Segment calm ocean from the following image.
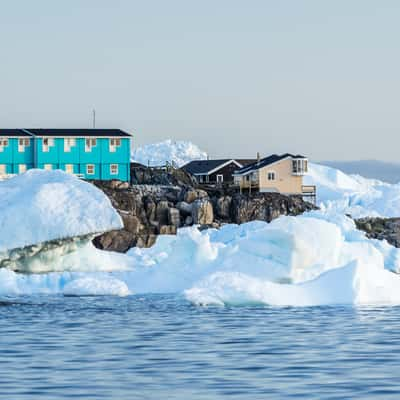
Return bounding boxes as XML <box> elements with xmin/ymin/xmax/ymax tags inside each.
<box><xmin>0</xmin><ymin>294</ymin><xmax>399</xmax><ymax>399</ymax></box>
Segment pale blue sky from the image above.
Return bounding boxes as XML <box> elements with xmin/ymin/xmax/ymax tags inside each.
<box><xmin>1</xmin><ymin>1</ymin><xmax>399</xmax><ymax>161</ymax></box>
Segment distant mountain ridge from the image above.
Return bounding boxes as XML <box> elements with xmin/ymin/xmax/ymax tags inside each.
<box><xmin>320</xmin><ymin>160</ymin><xmax>400</xmax><ymax>183</ymax></box>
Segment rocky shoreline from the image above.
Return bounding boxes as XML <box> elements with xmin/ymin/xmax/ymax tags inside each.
<box><xmin>355</xmin><ymin>217</ymin><xmax>400</xmax><ymax>248</ymax></box>
<box><xmin>92</xmin><ymin>178</ymin><xmax>316</xmax><ymax>253</ymax></box>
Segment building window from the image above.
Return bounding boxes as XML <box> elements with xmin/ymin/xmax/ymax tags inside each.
<box><xmin>44</xmin><ymin>164</ymin><xmax>52</xmax><ymax>171</ymax></box>
<box><xmin>0</xmin><ymin>139</ymin><xmax>9</xmax><ymax>152</ymax></box>
<box><xmin>64</xmin><ymin>138</ymin><xmax>76</xmax><ymax>153</ymax></box>
<box><xmin>18</xmin><ymin>138</ymin><xmax>30</xmax><ymax>153</ymax></box>
<box><xmin>86</xmin><ymin>164</ymin><xmax>95</xmax><ymax>175</ymax></box>
<box><xmin>267</xmin><ymin>171</ymin><xmax>276</xmax><ymax>181</ymax></box>
<box><xmin>216</xmin><ymin>174</ymin><xmax>224</xmax><ymax>183</ymax></box>
<box><xmin>109</xmin><ymin>138</ymin><xmax>121</xmax><ymax>153</ymax></box>
<box><xmin>65</xmin><ymin>164</ymin><xmax>74</xmax><ymax>174</ymax></box>
<box><xmin>292</xmin><ymin>159</ymin><xmax>308</xmax><ymax>174</ymax></box>
<box><xmin>110</xmin><ymin>164</ymin><xmax>118</xmax><ymax>175</ymax></box>
<box><xmin>85</xmin><ymin>138</ymin><xmax>97</xmax><ymax>152</ymax></box>
<box><xmin>0</xmin><ymin>164</ymin><xmax>6</xmax><ymax>174</ymax></box>
<box><xmin>18</xmin><ymin>164</ymin><xmax>27</xmax><ymax>173</ymax></box>
<box><xmin>198</xmin><ymin>175</ymin><xmax>204</xmax><ymax>183</ymax></box>
<box><xmin>43</xmin><ymin>138</ymin><xmax>54</xmax><ymax>152</ymax></box>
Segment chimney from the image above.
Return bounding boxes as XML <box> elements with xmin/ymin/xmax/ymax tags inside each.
<box><xmin>257</xmin><ymin>152</ymin><xmax>260</xmax><ymax>165</ymax></box>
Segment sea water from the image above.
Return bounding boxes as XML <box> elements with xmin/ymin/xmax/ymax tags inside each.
<box><xmin>0</xmin><ymin>294</ymin><xmax>400</xmax><ymax>399</ymax></box>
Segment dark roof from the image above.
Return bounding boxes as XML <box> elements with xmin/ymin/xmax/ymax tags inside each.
<box><xmin>25</xmin><ymin>129</ymin><xmax>132</xmax><ymax>137</ymax></box>
<box><xmin>0</xmin><ymin>129</ymin><xmax>32</xmax><ymax>137</ymax></box>
<box><xmin>235</xmin><ymin>159</ymin><xmax>257</xmax><ymax>166</ymax></box>
<box><xmin>182</xmin><ymin>159</ymin><xmax>243</xmax><ymax>175</ymax></box>
<box><xmin>234</xmin><ymin>153</ymin><xmax>306</xmax><ymax>175</ymax></box>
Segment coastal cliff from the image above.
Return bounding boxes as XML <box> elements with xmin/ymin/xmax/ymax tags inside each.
<box><xmin>92</xmin><ymin>175</ymin><xmax>316</xmax><ymax>252</ymax></box>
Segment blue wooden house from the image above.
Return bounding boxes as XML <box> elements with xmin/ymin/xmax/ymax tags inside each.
<box><xmin>0</xmin><ymin>129</ymin><xmax>132</xmax><ymax>181</ymax></box>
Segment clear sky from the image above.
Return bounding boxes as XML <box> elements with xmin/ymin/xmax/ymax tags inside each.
<box><xmin>1</xmin><ymin>0</ymin><xmax>399</xmax><ymax>161</ymax></box>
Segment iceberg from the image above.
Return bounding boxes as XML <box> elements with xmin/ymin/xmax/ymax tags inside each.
<box><xmin>0</xmin><ymin>170</ymin><xmax>123</xmax><ymax>271</ymax></box>
<box><xmin>306</xmin><ymin>162</ymin><xmax>400</xmax><ymax>218</ymax></box>
<box><xmin>132</xmin><ymin>139</ymin><xmax>207</xmax><ymax>167</ymax></box>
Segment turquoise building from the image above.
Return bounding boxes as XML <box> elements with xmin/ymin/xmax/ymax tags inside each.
<box><xmin>0</xmin><ymin>129</ymin><xmax>132</xmax><ymax>181</ymax></box>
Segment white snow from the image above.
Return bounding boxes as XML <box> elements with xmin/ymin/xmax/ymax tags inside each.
<box><xmin>0</xmin><ymin>169</ymin><xmax>122</xmax><ymax>252</ymax></box>
<box><xmin>132</xmin><ymin>139</ymin><xmax>207</xmax><ymax>167</ymax></box>
<box><xmin>305</xmin><ymin>162</ymin><xmax>400</xmax><ymax>218</ymax></box>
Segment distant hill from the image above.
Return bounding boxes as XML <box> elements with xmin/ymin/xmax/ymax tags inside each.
<box><xmin>320</xmin><ymin>160</ymin><xmax>400</xmax><ymax>183</ymax></box>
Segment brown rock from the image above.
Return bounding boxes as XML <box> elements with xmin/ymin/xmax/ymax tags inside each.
<box><xmin>192</xmin><ymin>199</ymin><xmax>214</xmax><ymax>225</ymax></box>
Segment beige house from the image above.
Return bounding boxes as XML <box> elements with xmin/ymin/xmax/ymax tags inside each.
<box><xmin>233</xmin><ymin>153</ymin><xmax>315</xmax><ymax>201</ymax></box>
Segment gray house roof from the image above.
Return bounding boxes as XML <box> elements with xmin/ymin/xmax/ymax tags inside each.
<box><xmin>0</xmin><ymin>129</ymin><xmax>32</xmax><ymax>137</ymax></box>
<box><xmin>25</xmin><ymin>129</ymin><xmax>131</xmax><ymax>137</ymax></box>
<box><xmin>233</xmin><ymin>153</ymin><xmax>306</xmax><ymax>176</ymax></box>
<box><xmin>183</xmin><ymin>159</ymin><xmax>255</xmax><ymax>175</ymax></box>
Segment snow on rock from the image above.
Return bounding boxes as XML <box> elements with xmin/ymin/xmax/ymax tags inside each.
<box><xmin>305</xmin><ymin>162</ymin><xmax>400</xmax><ymax>218</ymax></box>
<box><xmin>0</xmin><ymin>169</ymin><xmax>122</xmax><ymax>252</ymax></box>
<box><xmin>132</xmin><ymin>139</ymin><xmax>207</xmax><ymax>167</ymax></box>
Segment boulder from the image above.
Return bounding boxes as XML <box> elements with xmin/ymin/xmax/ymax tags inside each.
<box><xmin>159</xmin><ymin>225</ymin><xmax>177</xmax><ymax>235</ymax></box>
<box><xmin>215</xmin><ymin>196</ymin><xmax>232</xmax><ymax>220</ymax></box>
<box><xmin>156</xmin><ymin>201</ymin><xmax>170</xmax><ymax>225</ymax></box>
<box><xmin>192</xmin><ymin>199</ymin><xmax>214</xmax><ymax>225</ymax></box>
<box><xmin>168</xmin><ymin>208</ymin><xmax>181</xmax><ymax>228</ymax></box>
<box><xmin>93</xmin><ymin>230</ymin><xmax>134</xmax><ymax>253</ymax></box>
<box><xmin>184</xmin><ymin>188</ymin><xmax>208</xmax><ymax>204</ymax></box>
<box><xmin>176</xmin><ymin>201</ymin><xmax>193</xmax><ymax>215</ymax></box>
<box><xmin>121</xmin><ymin>214</ymin><xmax>142</xmax><ymax>234</ymax></box>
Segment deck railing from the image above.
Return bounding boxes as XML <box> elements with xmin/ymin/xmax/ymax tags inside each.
<box><xmin>302</xmin><ymin>185</ymin><xmax>317</xmax><ymax>204</ymax></box>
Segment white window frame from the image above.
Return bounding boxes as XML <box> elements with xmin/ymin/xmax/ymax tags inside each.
<box><xmin>267</xmin><ymin>171</ymin><xmax>276</xmax><ymax>181</ymax></box>
<box><xmin>18</xmin><ymin>164</ymin><xmax>27</xmax><ymax>173</ymax></box>
<box><xmin>85</xmin><ymin>138</ymin><xmax>97</xmax><ymax>153</ymax></box>
<box><xmin>109</xmin><ymin>138</ymin><xmax>121</xmax><ymax>153</ymax></box>
<box><xmin>64</xmin><ymin>138</ymin><xmax>76</xmax><ymax>153</ymax></box>
<box><xmin>292</xmin><ymin>159</ymin><xmax>308</xmax><ymax>174</ymax></box>
<box><xmin>65</xmin><ymin>164</ymin><xmax>74</xmax><ymax>174</ymax></box>
<box><xmin>42</xmin><ymin>137</ymin><xmax>54</xmax><ymax>153</ymax></box>
<box><xmin>0</xmin><ymin>138</ymin><xmax>9</xmax><ymax>152</ymax></box>
<box><xmin>216</xmin><ymin>174</ymin><xmax>224</xmax><ymax>183</ymax></box>
<box><xmin>18</xmin><ymin>138</ymin><xmax>30</xmax><ymax>153</ymax></box>
<box><xmin>44</xmin><ymin>164</ymin><xmax>53</xmax><ymax>171</ymax></box>
<box><xmin>110</xmin><ymin>164</ymin><xmax>118</xmax><ymax>175</ymax></box>
<box><xmin>86</xmin><ymin>164</ymin><xmax>95</xmax><ymax>175</ymax></box>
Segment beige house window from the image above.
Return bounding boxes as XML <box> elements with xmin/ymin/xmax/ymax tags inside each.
<box><xmin>44</xmin><ymin>164</ymin><xmax>52</xmax><ymax>171</ymax></box>
<box><xmin>64</xmin><ymin>138</ymin><xmax>76</xmax><ymax>152</ymax></box>
<box><xmin>19</xmin><ymin>164</ymin><xmax>27</xmax><ymax>173</ymax></box>
<box><xmin>0</xmin><ymin>139</ymin><xmax>9</xmax><ymax>152</ymax></box>
<box><xmin>85</xmin><ymin>138</ymin><xmax>97</xmax><ymax>152</ymax></box>
<box><xmin>267</xmin><ymin>171</ymin><xmax>276</xmax><ymax>181</ymax></box>
<box><xmin>110</xmin><ymin>164</ymin><xmax>118</xmax><ymax>175</ymax></box>
<box><xmin>86</xmin><ymin>164</ymin><xmax>95</xmax><ymax>175</ymax></box>
<box><xmin>65</xmin><ymin>164</ymin><xmax>74</xmax><ymax>174</ymax></box>
<box><xmin>292</xmin><ymin>159</ymin><xmax>308</xmax><ymax>174</ymax></box>
<box><xmin>18</xmin><ymin>138</ymin><xmax>30</xmax><ymax>153</ymax></box>
<box><xmin>42</xmin><ymin>138</ymin><xmax>54</xmax><ymax>152</ymax></box>
<box><xmin>109</xmin><ymin>138</ymin><xmax>121</xmax><ymax>153</ymax></box>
